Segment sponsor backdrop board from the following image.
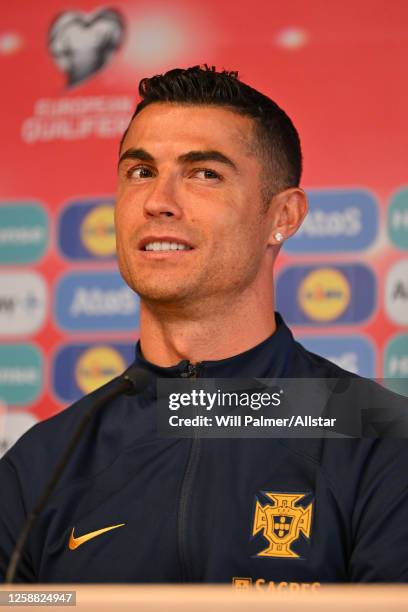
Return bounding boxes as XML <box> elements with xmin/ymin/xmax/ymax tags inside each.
<box><xmin>0</xmin><ymin>0</ymin><xmax>407</xmax><ymax>454</ymax></box>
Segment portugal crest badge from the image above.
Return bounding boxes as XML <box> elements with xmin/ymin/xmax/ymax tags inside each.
<box><xmin>252</xmin><ymin>492</ymin><xmax>313</xmax><ymax>558</ymax></box>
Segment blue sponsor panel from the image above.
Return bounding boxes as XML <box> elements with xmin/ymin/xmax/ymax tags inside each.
<box><xmin>387</xmin><ymin>188</ymin><xmax>408</xmax><ymax>250</ymax></box>
<box><xmin>0</xmin><ymin>343</ymin><xmax>43</xmax><ymax>405</ymax></box>
<box><xmin>276</xmin><ymin>264</ymin><xmax>376</xmax><ymax>325</ymax></box>
<box><xmin>383</xmin><ymin>333</ymin><xmax>408</xmax><ymax>396</ymax></box>
<box><xmin>284</xmin><ymin>189</ymin><xmax>378</xmax><ymax>253</ymax></box>
<box><xmin>53</xmin><ymin>343</ymin><xmax>135</xmax><ymax>403</ymax></box>
<box><xmin>0</xmin><ymin>202</ymin><xmax>48</xmax><ymax>264</ymax></box>
<box><xmin>58</xmin><ymin>199</ymin><xmax>116</xmax><ymax>260</ymax></box>
<box><xmin>296</xmin><ymin>335</ymin><xmax>376</xmax><ymax>378</ymax></box>
<box><xmin>55</xmin><ymin>271</ymin><xmax>140</xmax><ymax>332</ymax></box>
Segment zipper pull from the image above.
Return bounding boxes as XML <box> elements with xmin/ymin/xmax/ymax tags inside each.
<box><xmin>180</xmin><ymin>362</ymin><xmax>198</xmax><ymax>378</ymax></box>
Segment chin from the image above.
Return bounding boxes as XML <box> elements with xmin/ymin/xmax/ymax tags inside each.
<box><xmin>132</xmin><ymin>282</ymin><xmax>194</xmax><ymax>304</ymax></box>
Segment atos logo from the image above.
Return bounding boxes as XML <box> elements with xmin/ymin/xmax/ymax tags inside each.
<box><xmin>55</xmin><ymin>271</ymin><xmax>139</xmax><ymax>332</ymax></box>
<box><xmin>58</xmin><ymin>199</ymin><xmax>116</xmax><ymax>260</ymax></box>
<box><xmin>284</xmin><ymin>189</ymin><xmax>378</xmax><ymax>253</ymax></box>
<box><xmin>277</xmin><ymin>264</ymin><xmax>376</xmax><ymax>325</ymax></box>
<box><xmin>53</xmin><ymin>343</ymin><xmax>135</xmax><ymax>402</ymax></box>
<box><xmin>297</xmin><ymin>336</ymin><xmax>376</xmax><ymax>378</ymax></box>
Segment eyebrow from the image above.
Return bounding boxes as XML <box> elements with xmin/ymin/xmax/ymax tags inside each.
<box><xmin>118</xmin><ymin>148</ymin><xmax>238</xmax><ymax>171</ymax></box>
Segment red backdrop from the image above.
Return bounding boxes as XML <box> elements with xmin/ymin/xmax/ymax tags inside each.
<box><xmin>0</xmin><ymin>0</ymin><xmax>407</xmax><ymax>452</ymax></box>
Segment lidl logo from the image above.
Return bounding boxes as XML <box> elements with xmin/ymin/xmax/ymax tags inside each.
<box><xmin>299</xmin><ymin>268</ymin><xmax>350</xmax><ymax>322</ymax></box>
<box><xmin>385</xmin><ymin>260</ymin><xmax>408</xmax><ymax>325</ymax></box>
<box><xmin>384</xmin><ymin>334</ymin><xmax>408</xmax><ymax>396</ymax></box>
<box><xmin>58</xmin><ymin>199</ymin><xmax>116</xmax><ymax>260</ymax></box>
<box><xmin>387</xmin><ymin>188</ymin><xmax>408</xmax><ymax>250</ymax></box>
<box><xmin>76</xmin><ymin>346</ymin><xmax>126</xmax><ymax>394</ymax></box>
<box><xmin>277</xmin><ymin>264</ymin><xmax>376</xmax><ymax>325</ymax></box>
<box><xmin>0</xmin><ymin>272</ymin><xmax>47</xmax><ymax>335</ymax></box>
<box><xmin>0</xmin><ymin>344</ymin><xmax>43</xmax><ymax>405</ymax></box>
<box><xmin>81</xmin><ymin>204</ymin><xmax>116</xmax><ymax>256</ymax></box>
<box><xmin>53</xmin><ymin>343</ymin><xmax>135</xmax><ymax>402</ymax></box>
<box><xmin>0</xmin><ymin>203</ymin><xmax>48</xmax><ymax>264</ymax></box>
<box><xmin>0</xmin><ymin>410</ymin><xmax>38</xmax><ymax>459</ymax></box>
<box><xmin>297</xmin><ymin>336</ymin><xmax>375</xmax><ymax>378</ymax></box>
<box><xmin>54</xmin><ymin>271</ymin><xmax>139</xmax><ymax>332</ymax></box>
<box><xmin>284</xmin><ymin>189</ymin><xmax>378</xmax><ymax>253</ymax></box>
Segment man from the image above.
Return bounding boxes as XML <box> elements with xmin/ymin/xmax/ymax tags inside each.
<box><xmin>1</xmin><ymin>66</ymin><xmax>408</xmax><ymax>584</ymax></box>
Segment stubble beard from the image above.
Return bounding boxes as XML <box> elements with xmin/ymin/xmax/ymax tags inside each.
<box><xmin>118</xmin><ymin>227</ymin><xmax>267</xmax><ymax>316</ymax></box>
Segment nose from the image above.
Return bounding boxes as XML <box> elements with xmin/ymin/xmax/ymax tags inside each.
<box><xmin>143</xmin><ymin>173</ymin><xmax>183</xmax><ymax>220</ymax></box>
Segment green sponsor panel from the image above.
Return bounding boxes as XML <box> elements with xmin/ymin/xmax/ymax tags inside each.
<box><xmin>384</xmin><ymin>334</ymin><xmax>408</xmax><ymax>397</ymax></box>
<box><xmin>0</xmin><ymin>203</ymin><xmax>48</xmax><ymax>263</ymax></box>
<box><xmin>388</xmin><ymin>189</ymin><xmax>408</xmax><ymax>250</ymax></box>
<box><xmin>0</xmin><ymin>344</ymin><xmax>43</xmax><ymax>405</ymax></box>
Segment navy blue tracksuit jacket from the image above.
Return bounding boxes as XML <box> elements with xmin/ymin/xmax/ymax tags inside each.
<box><xmin>1</xmin><ymin>313</ymin><xmax>408</xmax><ymax>584</ymax></box>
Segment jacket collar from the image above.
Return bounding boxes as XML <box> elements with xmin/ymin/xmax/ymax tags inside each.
<box><xmin>134</xmin><ymin>312</ymin><xmax>296</xmax><ymax>378</ymax></box>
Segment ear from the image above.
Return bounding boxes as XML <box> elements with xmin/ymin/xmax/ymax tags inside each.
<box><xmin>266</xmin><ymin>187</ymin><xmax>308</xmax><ymax>246</ymax></box>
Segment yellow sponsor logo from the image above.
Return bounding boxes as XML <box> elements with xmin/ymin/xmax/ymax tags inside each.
<box><xmin>75</xmin><ymin>346</ymin><xmax>126</xmax><ymax>394</ymax></box>
<box><xmin>253</xmin><ymin>492</ymin><xmax>312</xmax><ymax>558</ymax></box>
<box><xmin>232</xmin><ymin>577</ymin><xmax>320</xmax><ymax>590</ymax></box>
<box><xmin>69</xmin><ymin>524</ymin><xmax>125</xmax><ymax>550</ymax></box>
<box><xmin>298</xmin><ymin>268</ymin><xmax>350</xmax><ymax>322</ymax></box>
<box><xmin>80</xmin><ymin>204</ymin><xmax>115</xmax><ymax>256</ymax></box>
<box><xmin>232</xmin><ymin>577</ymin><xmax>252</xmax><ymax>589</ymax></box>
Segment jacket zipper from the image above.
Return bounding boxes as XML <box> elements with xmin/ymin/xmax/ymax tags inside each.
<box><xmin>180</xmin><ymin>363</ymin><xmax>198</xmax><ymax>378</ymax></box>
<box><xmin>177</xmin><ymin>361</ymin><xmax>201</xmax><ymax>582</ymax></box>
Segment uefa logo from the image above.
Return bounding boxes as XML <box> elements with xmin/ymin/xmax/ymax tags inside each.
<box><xmin>48</xmin><ymin>8</ymin><xmax>125</xmax><ymax>87</ymax></box>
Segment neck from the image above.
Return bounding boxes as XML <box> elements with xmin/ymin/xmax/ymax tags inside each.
<box><xmin>138</xmin><ymin>283</ymin><xmax>276</xmax><ymax>367</ymax></box>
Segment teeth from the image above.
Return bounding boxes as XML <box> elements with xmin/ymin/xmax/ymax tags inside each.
<box><xmin>144</xmin><ymin>241</ymin><xmax>192</xmax><ymax>251</ymax></box>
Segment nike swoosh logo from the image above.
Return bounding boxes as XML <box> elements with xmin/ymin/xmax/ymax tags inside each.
<box><xmin>68</xmin><ymin>523</ymin><xmax>125</xmax><ymax>550</ymax></box>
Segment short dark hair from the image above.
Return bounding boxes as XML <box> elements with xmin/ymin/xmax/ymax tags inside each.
<box><xmin>121</xmin><ymin>65</ymin><xmax>302</xmax><ymax>201</ymax></box>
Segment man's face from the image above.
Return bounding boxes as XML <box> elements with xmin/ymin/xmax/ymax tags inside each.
<box><xmin>115</xmin><ymin>103</ymin><xmax>275</xmax><ymax>307</ymax></box>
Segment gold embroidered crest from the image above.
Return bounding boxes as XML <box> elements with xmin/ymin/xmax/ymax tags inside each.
<box><xmin>252</xmin><ymin>492</ymin><xmax>312</xmax><ymax>558</ymax></box>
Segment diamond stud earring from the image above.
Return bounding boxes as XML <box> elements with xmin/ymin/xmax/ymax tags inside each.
<box><xmin>275</xmin><ymin>232</ymin><xmax>284</xmax><ymax>242</ymax></box>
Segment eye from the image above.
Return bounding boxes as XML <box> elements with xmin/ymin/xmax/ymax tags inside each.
<box><xmin>193</xmin><ymin>168</ymin><xmax>222</xmax><ymax>181</ymax></box>
<box><xmin>126</xmin><ymin>166</ymin><xmax>155</xmax><ymax>179</ymax></box>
